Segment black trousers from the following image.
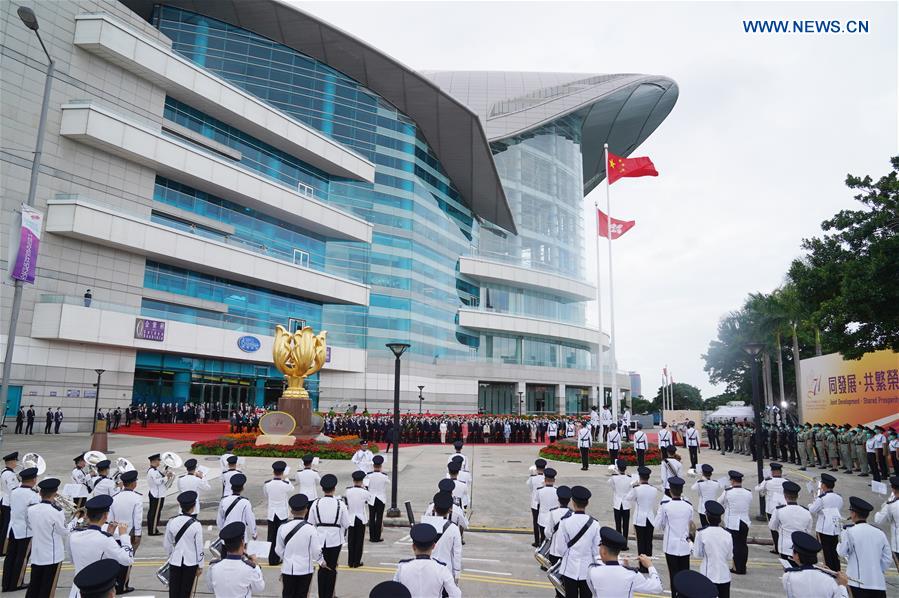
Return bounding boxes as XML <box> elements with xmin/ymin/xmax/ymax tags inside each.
<box><xmin>0</xmin><ymin>506</ymin><xmax>10</xmax><ymax>556</ymax></box>
<box><xmin>116</xmin><ymin>564</ymin><xmax>132</xmax><ymax>593</ymax></box>
<box><xmin>819</xmin><ymin>532</ymin><xmax>840</xmax><ymax>572</ymax></box>
<box><xmin>318</xmin><ymin>545</ymin><xmax>340</xmax><ymax>598</ymax></box>
<box><xmin>268</xmin><ymin>515</ymin><xmax>285</xmax><ymax>566</ymax></box>
<box><xmin>848</xmin><ymin>588</ymin><xmax>886</xmax><ymax>598</ymax></box>
<box><xmin>579</xmin><ymin>447</ymin><xmax>589</xmax><ymax>469</ymax></box>
<box><xmin>636</xmin><ymin>449</ymin><xmax>645</xmax><ymax>468</ymax></box>
<box><xmin>148</xmin><ymin>495</ymin><xmax>164</xmax><ymax>534</ymax></box>
<box><xmin>24</xmin><ymin>562</ymin><xmax>60</xmax><ymax>598</ymax></box>
<box><xmin>688</xmin><ymin>446</ymin><xmax>699</xmax><ymax>469</ymax></box>
<box><xmin>878</xmin><ymin>451</ymin><xmax>889</xmax><ymax>480</ymax></box>
<box><xmin>369</xmin><ymin>499</ymin><xmax>385</xmax><ymax>541</ymax></box>
<box><xmin>14</xmin><ymin>421</ymin><xmax>22</xmax><ymax>434</ymax></box>
<box><xmin>665</xmin><ymin>553</ymin><xmax>690</xmax><ymax>598</ymax></box>
<box><xmin>868</xmin><ymin>453</ymin><xmax>881</xmax><ymax>482</ymax></box>
<box><xmin>2</xmin><ymin>535</ymin><xmax>31</xmax><ymax>591</ymax></box>
<box><xmin>716</xmin><ymin>582</ymin><xmax>731</xmax><ymax>598</ymax></box>
<box><xmin>347</xmin><ymin>518</ymin><xmax>365</xmax><ymax>566</ymax></box>
<box><xmin>282</xmin><ymin>573</ymin><xmax>313</xmax><ymax>598</ymax></box>
<box><xmin>634</xmin><ymin>523</ymin><xmax>654</xmax><ymax>562</ymax></box>
<box><xmin>44</xmin><ymin>421</ymin><xmax>51</xmax><ymax>434</ymax></box>
<box><xmin>608</xmin><ymin>449</ymin><xmax>619</xmax><ymax>463</ymax></box>
<box><xmin>54</xmin><ymin>422</ymin><xmax>60</xmax><ymax>434</ymax></box>
<box><xmin>25</xmin><ymin>421</ymin><xmax>34</xmax><ymax>434</ymax></box>
<box><xmin>167</xmin><ymin>563</ymin><xmax>198</xmax><ymax>598</ymax></box>
<box><xmin>613</xmin><ymin>508</ymin><xmax>630</xmax><ymax>540</ymax></box>
<box><xmin>531</xmin><ymin>508</ymin><xmax>544</xmax><ymax>545</ymax></box>
<box><xmin>729</xmin><ymin>522</ymin><xmax>749</xmax><ymax>574</ymax></box>
<box><xmin>699</xmin><ymin>513</ymin><xmax>708</xmax><ymax>528</ymax></box>
<box><xmin>561</xmin><ymin>575</ymin><xmax>590</xmax><ymax>598</ymax></box>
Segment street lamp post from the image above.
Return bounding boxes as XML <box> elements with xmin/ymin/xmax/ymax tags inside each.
<box><xmin>518</xmin><ymin>391</ymin><xmax>524</xmax><ymax>416</ymax></box>
<box><xmin>385</xmin><ymin>342</ymin><xmax>410</xmax><ymax>518</ymax></box>
<box><xmin>90</xmin><ymin>369</ymin><xmax>106</xmax><ymax>452</ymax></box>
<box><xmin>0</xmin><ymin>7</ymin><xmax>55</xmax><ymax>450</ymax></box>
<box><xmin>417</xmin><ymin>385</ymin><xmax>424</xmax><ymax>415</ymax></box>
<box><xmin>744</xmin><ymin>342</ymin><xmax>767</xmax><ymax>519</ymax></box>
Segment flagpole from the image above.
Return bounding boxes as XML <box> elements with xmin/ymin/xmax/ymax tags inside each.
<box><xmin>595</xmin><ymin>202</ymin><xmax>605</xmax><ymax>417</ymax></box>
<box><xmin>604</xmin><ymin>143</ymin><xmax>619</xmax><ymax>428</ymax></box>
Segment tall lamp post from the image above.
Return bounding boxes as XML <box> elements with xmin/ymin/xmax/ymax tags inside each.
<box><xmin>0</xmin><ymin>7</ymin><xmax>55</xmax><ymax>449</ymax></box>
<box><xmin>744</xmin><ymin>342</ymin><xmax>767</xmax><ymax>519</ymax></box>
<box><xmin>90</xmin><ymin>369</ymin><xmax>106</xmax><ymax>452</ymax></box>
<box><xmin>418</xmin><ymin>385</ymin><xmax>425</xmax><ymax>415</ymax></box>
<box><xmin>385</xmin><ymin>342</ymin><xmax>410</xmax><ymax>518</ymax></box>
<box><xmin>518</xmin><ymin>391</ymin><xmax>524</xmax><ymax>416</ymax></box>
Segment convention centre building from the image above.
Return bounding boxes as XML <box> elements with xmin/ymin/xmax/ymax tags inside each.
<box><xmin>1</xmin><ymin>0</ymin><xmax>677</xmax><ymax>429</ymax></box>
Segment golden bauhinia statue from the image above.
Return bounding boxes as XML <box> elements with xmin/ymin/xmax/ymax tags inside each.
<box><xmin>273</xmin><ymin>324</ymin><xmax>327</xmax><ymax>399</ymax></box>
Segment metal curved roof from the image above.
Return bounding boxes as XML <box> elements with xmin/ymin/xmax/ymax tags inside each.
<box><xmin>119</xmin><ymin>0</ymin><xmax>517</xmax><ymax>233</ymax></box>
<box><xmin>423</xmin><ymin>71</ymin><xmax>679</xmax><ymax>195</ymax></box>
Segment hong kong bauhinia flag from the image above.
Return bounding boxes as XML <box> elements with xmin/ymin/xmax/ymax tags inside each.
<box><xmin>607</xmin><ymin>150</ymin><xmax>658</xmax><ymax>184</ymax></box>
<box><xmin>597</xmin><ymin>209</ymin><xmax>635</xmax><ymax>240</ymax></box>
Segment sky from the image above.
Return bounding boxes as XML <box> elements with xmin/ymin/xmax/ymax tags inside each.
<box><xmin>294</xmin><ymin>0</ymin><xmax>897</xmax><ymax>399</ymax></box>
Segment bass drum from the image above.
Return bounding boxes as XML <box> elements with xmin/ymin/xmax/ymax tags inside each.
<box><xmin>547</xmin><ymin>560</ymin><xmax>565</xmax><ymax>594</ymax></box>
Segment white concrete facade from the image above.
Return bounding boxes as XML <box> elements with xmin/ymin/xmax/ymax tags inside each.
<box><xmin>459</xmin><ymin>256</ymin><xmax>596</xmax><ymax>302</ymax></box>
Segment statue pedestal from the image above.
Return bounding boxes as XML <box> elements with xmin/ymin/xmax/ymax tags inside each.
<box><xmin>278</xmin><ymin>396</ymin><xmax>321</xmax><ymax>438</ymax></box>
<box><xmin>255</xmin><ymin>435</ymin><xmax>296</xmax><ymax>446</ymax></box>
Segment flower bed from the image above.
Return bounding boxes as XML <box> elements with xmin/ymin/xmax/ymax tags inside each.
<box><xmin>539</xmin><ymin>439</ymin><xmax>662</xmax><ymax>466</ymax></box>
<box><xmin>190</xmin><ymin>435</ymin><xmax>376</xmax><ymax>460</ymax></box>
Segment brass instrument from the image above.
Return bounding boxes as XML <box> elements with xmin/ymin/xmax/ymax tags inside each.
<box><xmin>21</xmin><ymin>453</ymin><xmax>46</xmax><ymax>476</ymax></box>
<box><xmin>84</xmin><ymin>451</ymin><xmax>107</xmax><ymax>477</ymax></box>
<box><xmin>113</xmin><ymin>458</ymin><xmax>135</xmax><ymax>487</ymax></box>
<box><xmin>161</xmin><ymin>452</ymin><xmax>183</xmax><ymax>488</ymax></box>
<box><xmin>534</xmin><ymin>538</ymin><xmax>552</xmax><ymax>568</ymax></box>
<box><xmin>546</xmin><ymin>560</ymin><xmax>565</xmax><ymax>594</ymax></box>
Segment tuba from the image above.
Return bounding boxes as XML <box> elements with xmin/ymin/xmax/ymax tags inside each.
<box><xmin>161</xmin><ymin>452</ymin><xmax>182</xmax><ymax>488</ymax></box>
<box><xmin>84</xmin><ymin>451</ymin><xmax>107</xmax><ymax>477</ymax></box>
<box><xmin>113</xmin><ymin>458</ymin><xmax>135</xmax><ymax>487</ymax></box>
<box><xmin>20</xmin><ymin>453</ymin><xmax>46</xmax><ymax>478</ymax></box>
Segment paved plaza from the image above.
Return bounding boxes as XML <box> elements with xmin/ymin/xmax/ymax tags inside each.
<box><xmin>2</xmin><ymin>430</ymin><xmax>898</xmax><ymax>597</ymax></box>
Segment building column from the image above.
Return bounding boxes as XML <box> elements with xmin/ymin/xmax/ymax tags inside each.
<box><xmin>555</xmin><ymin>384</ymin><xmax>565</xmax><ymax>416</ymax></box>
<box><xmin>254</xmin><ymin>378</ymin><xmax>266</xmax><ymax>408</ymax></box>
<box><xmin>173</xmin><ymin>371</ymin><xmax>190</xmax><ymax>406</ymax></box>
<box><xmin>589</xmin><ymin>384</ymin><xmax>598</xmax><ymax>410</ymax></box>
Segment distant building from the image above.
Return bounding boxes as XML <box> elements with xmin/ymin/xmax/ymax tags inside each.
<box><xmin>629</xmin><ymin>372</ymin><xmax>643</xmax><ymax>398</ymax></box>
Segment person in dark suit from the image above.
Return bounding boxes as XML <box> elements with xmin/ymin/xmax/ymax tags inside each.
<box><xmin>25</xmin><ymin>406</ymin><xmax>35</xmax><ymax>435</ymax></box>
<box><xmin>14</xmin><ymin>409</ymin><xmax>24</xmax><ymax>434</ymax></box>
<box><xmin>54</xmin><ymin>408</ymin><xmax>63</xmax><ymax>434</ymax></box>
<box><xmin>44</xmin><ymin>408</ymin><xmax>53</xmax><ymax>434</ymax></box>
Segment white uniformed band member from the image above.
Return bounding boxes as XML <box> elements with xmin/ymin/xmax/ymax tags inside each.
<box><xmin>351</xmin><ymin>441</ymin><xmax>374</xmax><ymax>474</ymax></box>
<box><xmin>206</xmin><ymin>521</ymin><xmax>265</xmax><ymax>598</ymax></box>
<box><xmin>685</xmin><ymin>421</ymin><xmax>700</xmax><ymax>470</ymax></box>
<box><xmin>577</xmin><ymin>422</ymin><xmax>592</xmax><ymax>471</ymax></box>
<box><xmin>426</xmin><ymin>480</ymin><xmax>469</xmax><ymax>533</ymax></box>
<box><xmin>633</xmin><ymin>423</ymin><xmax>649</xmax><ymax>468</ymax></box>
<box><xmin>544</xmin><ymin>485</ymin><xmax>572</xmax><ymax>596</ymax></box>
<box><xmin>624</xmin><ymin>466</ymin><xmax>660</xmax><ymax>573</ymax></box>
<box><xmin>217</xmin><ymin>474</ymin><xmax>256</xmax><ymax>544</ymax></box>
<box><xmin>872</xmin><ymin>476</ymin><xmax>899</xmax><ymax>571</ymax></box>
<box><xmin>0</xmin><ymin>452</ymin><xmax>21</xmax><ymax>557</ymax></box>
<box><xmin>557</xmin><ymin>485</ymin><xmax>601</xmax><ymax>597</ymax></box>
<box><xmin>608</xmin><ymin>460</ymin><xmax>633</xmax><ymax>541</ymax></box>
<box><xmin>692</xmin><ymin>500</ymin><xmax>732</xmax><ymax>598</ymax></box>
<box><xmin>718</xmin><ymin>470</ymin><xmax>752</xmax><ymax>575</ymax></box>
<box><xmin>309</xmin><ymin>474</ymin><xmax>351</xmax><ymax>598</ymax></box>
<box><xmin>89</xmin><ymin>461</ymin><xmax>117</xmax><ymax>498</ymax></box>
<box><xmin>110</xmin><ymin>469</ymin><xmax>142</xmax><ymax>594</ymax></box>
<box><xmin>176</xmin><ymin>459</ymin><xmax>210</xmax><ymax>515</ymax></box>
<box><xmin>691</xmin><ymin>464</ymin><xmax>721</xmax><ymax>528</ymax></box>
<box><xmin>420</xmin><ymin>492</ymin><xmax>462</xmax><ymax>583</ymax></box>
<box><xmin>70</xmin><ymin>455</ymin><xmax>90</xmax><ymax>508</ymax></box>
<box><xmin>68</xmin><ymin>494</ymin><xmax>133</xmax><ymax>598</ymax></box>
<box><xmin>165</xmin><ymin>491</ymin><xmax>204</xmax><ymax>598</ymax></box>
<box><xmin>393</xmin><ymin>523</ymin><xmax>461</xmax><ymax>597</ymax></box>
<box><xmin>655</xmin><ymin>476</ymin><xmax>694</xmax><ymax>598</ymax></box>
<box><xmin>808</xmin><ymin>473</ymin><xmax>843</xmax><ymax>572</ymax></box>
<box><xmin>535</xmin><ymin>468</ymin><xmax>560</xmax><ymax>536</ymax></box>
<box><xmin>263</xmin><ymin>461</ymin><xmax>294</xmax><ymax>566</ymax></box>
<box><xmin>344</xmin><ymin>470</ymin><xmax>371</xmax><ymax>568</ymax></box>
<box><xmin>527</xmin><ymin>459</ymin><xmax>547</xmax><ymax>547</ymax></box>
<box><xmin>658</xmin><ymin>422</ymin><xmax>673</xmax><ymax>457</ymax></box>
<box><xmin>586</xmin><ymin>526</ymin><xmax>662</xmax><ymax>598</ymax></box>
<box><xmin>446</xmin><ymin>462</ymin><xmax>469</xmax><ymax>510</ymax></box>
<box><xmin>606</xmin><ymin>424</ymin><xmax>622</xmax><ymax>463</ymax></box>
<box><xmin>26</xmin><ymin>477</ymin><xmax>70</xmax><ymax>598</ymax></box>
<box><xmin>447</xmin><ymin>441</ymin><xmax>467</xmax><ymax>471</ymax></box>
<box><xmin>769</xmin><ymin>481</ymin><xmax>813</xmax><ymax>559</ymax></box>
<box><xmin>221</xmin><ymin>456</ymin><xmax>241</xmax><ymax>498</ymax></box>
<box><xmin>364</xmin><ymin>455</ymin><xmax>389</xmax><ymax>542</ymax></box>
<box><xmin>782</xmin><ymin>531</ymin><xmax>849</xmax><ymax>598</ymax></box>
<box><xmin>73</xmin><ymin>559</ymin><xmax>127</xmax><ymax>598</ymax></box>
<box><xmin>755</xmin><ymin>462</ymin><xmax>788</xmax><ymax>547</ymax></box>
<box><xmin>1</xmin><ymin>466</ymin><xmax>39</xmax><ymax>592</ymax></box>
<box><xmin>275</xmin><ymin>494</ymin><xmax>324</xmax><ymax>598</ymax></box>
<box><xmin>146</xmin><ymin>454</ymin><xmax>166</xmax><ymax>536</ymax></box>
<box><xmin>837</xmin><ymin>496</ymin><xmax>892</xmax><ymax>597</ymax></box>
<box><xmin>660</xmin><ymin>448</ymin><xmax>683</xmax><ymax>496</ymax></box>
<box><xmin>295</xmin><ymin>455</ymin><xmax>320</xmax><ymax>501</ymax></box>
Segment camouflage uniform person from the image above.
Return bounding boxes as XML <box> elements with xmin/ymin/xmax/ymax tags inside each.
<box><xmin>813</xmin><ymin>424</ymin><xmax>828</xmax><ymax>467</ymax></box>
<box><xmin>824</xmin><ymin>425</ymin><xmax>838</xmax><ymax>471</ymax></box>
<box><xmin>736</xmin><ymin>424</ymin><xmax>744</xmax><ymax>454</ymax></box>
<box><xmin>854</xmin><ymin>424</ymin><xmax>869</xmax><ymax>476</ymax></box>
<box><xmin>838</xmin><ymin>425</ymin><xmax>854</xmax><ymax>474</ymax></box>
<box><xmin>796</xmin><ymin>425</ymin><xmax>808</xmax><ymax>470</ymax></box>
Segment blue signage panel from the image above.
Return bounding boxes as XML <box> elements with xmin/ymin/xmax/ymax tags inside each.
<box><xmin>135</xmin><ymin>318</ymin><xmax>166</xmax><ymax>341</ymax></box>
<box><xmin>237</xmin><ymin>336</ymin><xmax>261</xmax><ymax>353</ymax></box>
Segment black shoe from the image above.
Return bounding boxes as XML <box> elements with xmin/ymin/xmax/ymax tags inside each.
<box><xmin>118</xmin><ymin>587</ymin><xmax>135</xmax><ymax>595</ymax></box>
<box><xmin>799</xmin><ymin>467</ymin><xmax>806</xmax><ymax>471</ymax></box>
<box><xmin>858</xmin><ymin>473</ymin><xmax>869</xmax><ymax>477</ymax></box>
<box><xmin>531</xmin><ymin>542</ymin><xmax>539</xmax><ymax>547</ymax></box>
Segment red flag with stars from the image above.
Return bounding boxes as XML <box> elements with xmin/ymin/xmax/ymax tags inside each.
<box><xmin>607</xmin><ymin>150</ymin><xmax>658</xmax><ymax>184</ymax></box>
<box><xmin>597</xmin><ymin>209</ymin><xmax>635</xmax><ymax>240</ymax></box>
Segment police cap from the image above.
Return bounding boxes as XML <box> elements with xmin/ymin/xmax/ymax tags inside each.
<box><xmin>85</xmin><ymin>495</ymin><xmax>113</xmax><ymax>511</ymax></box>
<box><xmin>177</xmin><ymin>491</ymin><xmax>197</xmax><ymax>507</ymax></box>
<box><xmin>673</xmin><ymin>570</ymin><xmax>717</xmax><ymax>598</ymax></box>
<box><xmin>410</xmin><ymin>522</ymin><xmax>438</xmax><ymax>547</ymax></box>
<box><xmin>556</xmin><ymin>485</ymin><xmax>572</xmax><ymax>500</ymax></box>
<box><xmin>119</xmin><ymin>470</ymin><xmax>138</xmax><ymax>484</ymax></box>
<box><xmin>571</xmin><ymin>486</ymin><xmax>591</xmax><ymax>502</ymax></box>
<box><xmin>599</xmin><ymin>526</ymin><xmax>627</xmax><ymax>550</ymax></box>
<box><xmin>38</xmin><ymin>478</ymin><xmax>60</xmax><ymax>492</ymax></box>
<box><xmin>289</xmin><ymin>494</ymin><xmax>310</xmax><ymax>511</ymax></box>
<box><xmin>351</xmin><ymin>470</ymin><xmax>366</xmax><ymax>482</ymax></box>
<box><xmin>320</xmin><ymin>474</ymin><xmax>338</xmax><ymax>490</ymax></box>
<box><xmin>704</xmin><ymin>501</ymin><xmax>724</xmax><ymax>517</ymax></box>
<box><xmin>229</xmin><ymin>473</ymin><xmax>247</xmax><ymax>488</ymax></box>
<box><xmin>219</xmin><ymin>521</ymin><xmax>245</xmax><ymax>541</ymax></box>
<box><xmin>74</xmin><ymin>559</ymin><xmax>120</xmax><ymax>598</ymax></box>
<box><xmin>369</xmin><ymin>581</ymin><xmax>411</xmax><ymax>598</ymax></box>
<box><xmin>848</xmin><ymin>496</ymin><xmax>873</xmax><ymax>515</ymax></box>
<box><xmin>791</xmin><ymin>531</ymin><xmax>820</xmax><ymax>554</ymax></box>
<box><xmin>543</xmin><ymin>468</ymin><xmax>557</xmax><ymax>479</ymax></box>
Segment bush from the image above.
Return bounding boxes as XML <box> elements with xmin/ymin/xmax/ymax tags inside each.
<box><xmin>190</xmin><ymin>435</ymin><xmax>377</xmax><ymax>460</ymax></box>
<box><xmin>539</xmin><ymin>440</ymin><xmax>662</xmax><ymax>465</ymax></box>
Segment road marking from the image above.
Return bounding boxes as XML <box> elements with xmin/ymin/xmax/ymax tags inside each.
<box><xmin>464</xmin><ymin>568</ymin><xmax>511</xmax><ymax>576</ymax></box>
<box><xmin>462</xmin><ymin>557</ymin><xmax>501</xmax><ymax>562</ymax></box>
<box><xmin>394</xmin><ymin>534</ymin><xmax>412</xmax><ymax>544</ymax></box>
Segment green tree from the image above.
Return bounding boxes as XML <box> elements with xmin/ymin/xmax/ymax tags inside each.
<box><xmin>703</xmin><ymin>392</ymin><xmax>742</xmax><ymax>410</ymax></box>
<box><xmin>630</xmin><ymin>395</ymin><xmax>654</xmax><ymax>415</ymax></box>
<box><xmin>651</xmin><ymin>382</ymin><xmax>702</xmax><ymax>411</ymax></box>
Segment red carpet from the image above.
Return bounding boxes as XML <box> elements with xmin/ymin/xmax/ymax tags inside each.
<box><xmin>111</xmin><ymin>422</ymin><xmax>231</xmax><ymax>442</ymax></box>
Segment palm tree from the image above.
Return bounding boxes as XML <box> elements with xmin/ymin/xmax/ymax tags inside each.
<box><xmin>778</xmin><ymin>284</ymin><xmax>806</xmax><ymax>418</ymax></box>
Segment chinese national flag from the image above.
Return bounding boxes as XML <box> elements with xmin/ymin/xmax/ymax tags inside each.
<box><xmin>607</xmin><ymin>150</ymin><xmax>658</xmax><ymax>184</ymax></box>
<box><xmin>597</xmin><ymin>209</ymin><xmax>635</xmax><ymax>239</ymax></box>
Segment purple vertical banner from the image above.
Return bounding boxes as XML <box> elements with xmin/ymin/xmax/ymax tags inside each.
<box><xmin>9</xmin><ymin>204</ymin><xmax>44</xmax><ymax>284</ymax></box>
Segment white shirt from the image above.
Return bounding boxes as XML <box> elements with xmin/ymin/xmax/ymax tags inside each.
<box><xmin>601</xmin><ymin>409</ymin><xmax>613</xmax><ymax>425</ymax></box>
<box><xmin>625</xmin><ymin>484</ymin><xmax>660</xmax><ymax>527</ymax></box>
<box><xmin>873</xmin><ymin>496</ymin><xmax>899</xmax><ymax>552</ymax></box>
<box><xmin>755</xmin><ymin>476</ymin><xmax>787</xmax><ymax>514</ymax></box>
<box><xmin>206</xmin><ymin>555</ymin><xmax>265</xmax><ymax>597</ymax></box>
<box><xmin>660</xmin><ymin>458</ymin><xmax>683</xmax><ymax>490</ymax></box>
<box><xmin>769</xmin><ymin>503</ymin><xmax>813</xmax><ymax>555</ymax></box>
<box><xmin>221</xmin><ymin>469</ymin><xmax>241</xmax><ymax>497</ymax></box>
<box><xmin>607</xmin><ymin>430</ymin><xmax>621</xmax><ymax>450</ymax></box>
<box><xmin>693</xmin><ymin>525</ymin><xmax>732</xmax><ymax>583</ymax></box>
<box><xmin>0</xmin><ymin>468</ymin><xmax>20</xmax><ymax>506</ymax></box>
<box><xmin>718</xmin><ymin>487</ymin><xmax>752</xmax><ymax>530</ymax></box>
<box><xmin>164</xmin><ymin>514</ymin><xmax>204</xmax><ymax>567</ymax></box>
<box><xmin>364</xmin><ymin>471</ymin><xmax>389</xmax><ymax>504</ymax></box>
<box><xmin>345</xmin><ymin>486</ymin><xmax>371</xmax><ymax>524</ymax></box>
<box><xmin>309</xmin><ymin>495</ymin><xmax>351</xmax><ymax>548</ymax></box>
<box><xmin>275</xmin><ymin>519</ymin><xmax>323</xmax><ymax>575</ymax></box>
<box><xmin>68</xmin><ymin>526</ymin><xmax>133</xmax><ymax>598</ymax></box>
<box><xmin>421</xmin><ymin>515</ymin><xmax>462</xmax><ymax>578</ymax></box>
<box><xmin>147</xmin><ymin>467</ymin><xmax>166</xmax><ymax>499</ymax></box>
<box><xmin>655</xmin><ymin>498</ymin><xmax>694</xmax><ymax>556</ymax></box>
<box><xmin>873</xmin><ymin>433</ymin><xmax>886</xmax><ymax>449</ymax></box>
<box><xmin>558</xmin><ymin>513</ymin><xmax>601</xmax><ymax>580</ymax></box>
<box><xmin>837</xmin><ymin>521</ymin><xmax>892</xmax><ymax>591</ymax></box>
<box><xmin>808</xmin><ymin>491</ymin><xmax>844</xmax><ymax>536</ymax></box>
<box><xmin>622</xmin><ymin>411</ymin><xmax>632</xmax><ymax>426</ymax></box>
<box><xmin>608</xmin><ymin>473</ymin><xmax>634</xmax><ymax>510</ymax></box>
<box><xmin>448</xmin><ymin>477</ymin><xmax>469</xmax><ymax>509</ymax></box>
<box><xmin>177</xmin><ymin>473</ymin><xmax>211</xmax><ymax>513</ymax></box>
<box><xmin>685</xmin><ymin>428</ymin><xmax>699</xmax><ymax>447</ymax></box>
<box><xmin>658</xmin><ymin>429</ymin><xmax>672</xmax><ymax>448</ymax></box>
<box><xmin>586</xmin><ymin>562</ymin><xmax>663</xmax><ymax>597</ymax></box>
<box><xmin>691</xmin><ymin>478</ymin><xmax>721</xmax><ymax>514</ymax></box>
<box><xmin>263</xmin><ymin>477</ymin><xmax>294</xmax><ymax>521</ymax></box>
<box><xmin>295</xmin><ymin>469</ymin><xmax>321</xmax><ymax>501</ymax></box>
<box><xmin>782</xmin><ymin>565</ymin><xmax>848</xmax><ymax>598</ymax></box>
<box><xmin>217</xmin><ymin>495</ymin><xmax>256</xmax><ymax>543</ymax></box>
<box><xmin>633</xmin><ymin>430</ymin><xmax>648</xmax><ymax>450</ymax></box>
<box><xmin>447</xmin><ymin>452</ymin><xmax>468</xmax><ymax>471</ymax></box>
<box><xmin>219</xmin><ymin>454</ymin><xmax>234</xmax><ymax>473</ymax></box>
<box><xmin>578</xmin><ymin>427</ymin><xmax>592</xmax><ymax>448</ymax></box>
<box><xmin>545</xmin><ymin>507</ymin><xmax>572</xmax><ymax>556</ymax></box>
<box><xmin>352</xmin><ymin>449</ymin><xmax>374</xmax><ymax>474</ymax></box>
<box><xmin>393</xmin><ymin>556</ymin><xmax>461</xmax><ymax>598</ymax></box>
<box><xmin>27</xmin><ymin>501</ymin><xmax>69</xmax><ymax>565</ymax></box>
<box><xmin>110</xmin><ymin>489</ymin><xmax>143</xmax><ymax>537</ymax></box>
<box><xmin>589</xmin><ymin>410</ymin><xmax>599</xmax><ymax>426</ymax></box>
<box><xmin>70</xmin><ymin>468</ymin><xmax>90</xmax><ymax>498</ymax></box>
<box><xmin>527</xmin><ymin>474</ymin><xmax>545</xmax><ymax>509</ymax></box>
<box><xmin>9</xmin><ymin>486</ymin><xmax>40</xmax><ymax>537</ymax></box>
<box><xmin>90</xmin><ymin>476</ymin><xmax>117</xmax><ymax>498</ymax></box>
<box><xmin>535</xmin><ymin>485</ymin><xmax>560</xmax><ymax>527</ymax></box>
<box><xmin>424</xmin><ymin>503</ymin><xmax>468</xmax><ymax>530</ymax></box>
<box><xmin>866</xmin><ymin>437</ymin><xmax>876</xmax><ymax>453</ymax></box>
<box><xmin>548</xmin><ymin>422</ymin><xmax>559</xmax><ymax>436</ymax></box>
